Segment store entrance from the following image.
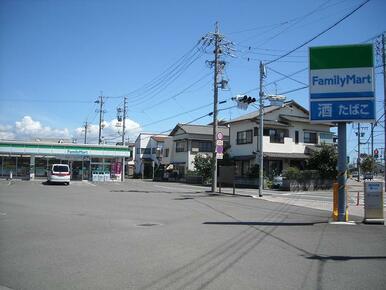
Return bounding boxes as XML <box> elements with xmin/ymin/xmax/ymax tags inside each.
<box><xmin>70</xmin><ymin>160</ymin><xmax>90</xmax><ymax>181</ymax></box>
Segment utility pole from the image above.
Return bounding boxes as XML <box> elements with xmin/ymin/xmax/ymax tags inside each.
<box><xmin>95</xmin><ymin>94</ymin><xmax>105</xmax><ymax>144</ymax></box>
<box><xmin>382</xmin><ymin>32</ymin><xmax>386</xmax><ymax>186</ymax></box>
<box><xmin>371</xmin><ymin>123</ymin><xmax>374</xmax><ymax>158</ymax></box>
<box><xmin>211</xmin><ymin>22</ymin><xmax>220</xmax><ymax>193</ymax></box>
<box><xmin>201</xmin><ymin>22</ymin><xmax>233</xmax><ymax>193</ymax></box>
<box><xmin>258</xmin><ymin>61</ymin><xmax>265</xmax><ymax>197</ymax></box>
<box><xmin>357</xmin><ymin>123</ymin><xmax>361</xmax><ymax>182</ymax></box>
<box><xmin>122</xmin><ymin>96</ymin><xmax>128</xmax><ymax>145</ymax></box>
<box><xmin>83</xmin><ymin>121</ymin><xmax>88</xmax><ymax>144</ymax></box>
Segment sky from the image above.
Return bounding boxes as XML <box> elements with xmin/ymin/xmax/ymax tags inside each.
<box><xmin>0</xmin><ymin>0</ymin><xmax>385</xmax><ymax>162</ymax></box>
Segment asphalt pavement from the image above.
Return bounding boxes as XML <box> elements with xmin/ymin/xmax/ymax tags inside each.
<box><xmin>0</xmin><ymin>179</ymin><xmax>385</xmax><ymax>290</ymax></box>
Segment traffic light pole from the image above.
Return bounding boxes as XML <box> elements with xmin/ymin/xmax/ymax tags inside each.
<box><xmin>258</xmin><ymin>61</ymin><xmax>265</xmax><ymax>197</ymax></box>
<box><xmin>211</xmin><ymin>22</ymin><xmax>220</xmax><ymax>193</ymax></box>
<box><xmin>382</xmin><ymin>32</ymin><xmax>386</xmax><ymax>187</ymax></box>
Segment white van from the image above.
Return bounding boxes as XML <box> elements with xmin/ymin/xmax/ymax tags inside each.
<box><xmin>47</xmin><ymin>164</ymin><xmax>71</xmax><ymax>185</ymax></box>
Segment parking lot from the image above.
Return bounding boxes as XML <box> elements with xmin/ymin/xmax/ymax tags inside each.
<box><xmin>1</xmin><ymin>179</ymin><xmax>385</xmax><ymax>290</ymax></box>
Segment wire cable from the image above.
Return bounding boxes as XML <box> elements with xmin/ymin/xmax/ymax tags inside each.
<box><xmin>265</xmin><ymin>0</ymin><xmax>370</xmax><ymax>65</ymax></box>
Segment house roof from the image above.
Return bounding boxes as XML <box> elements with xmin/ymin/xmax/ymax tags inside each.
<box><xmin>151</xmin><ymin>136</ymin><xmax>168</xmax><ymax>142</ymax></box>
<box><xmin>169</xmin><ymin>124</ymin><xmax>229</xmax><ymax>137</ymax></box>
<box><xmin>279</xmin><ymin>115</ymin><xmax>310</xmax><ymax>123</ymax></box>
<box><xmin>226</xmin><ymin>100</ymin><xmax>309</xmax><ymax>124</ymax></box>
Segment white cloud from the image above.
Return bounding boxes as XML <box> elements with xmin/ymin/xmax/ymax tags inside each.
<box><xmin>13</xmin><ymin>116</ymin><xmax>70</xmax><ymax>139</ymax></box>
<box><xmin>0</xmin><ymin>116</ymin><xmax>142</xmax><ymax>144</ymax></box>
<box><xmin>74</xmin><ymin>118</ymin><xmax>142</xmax><ymax>144</ymax></box>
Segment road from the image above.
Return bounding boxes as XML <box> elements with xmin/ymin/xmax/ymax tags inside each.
<box><xmin>0</xmin><ymin>179</ymin><xmax>385</xmax><ymax>290</ymax></box>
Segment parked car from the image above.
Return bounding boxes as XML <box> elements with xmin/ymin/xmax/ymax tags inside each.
<box><xmin>363</xmin><ymin>172</ymin><xmax>373</xmax><ymax>180</ymax></box>
<box><xmin>351</xmin><ymin>171</ymin><xmax>359</xmax><ymax>179</ymax></box>
<box><xmin>47</xmin><ymin>164</ymin><xmax>71</xmax><ymax>185</ymax></box>
<box><xmin>272</xmin><ymin>175</ymin><xmax>284</xmax><ymax>189</ymax></box>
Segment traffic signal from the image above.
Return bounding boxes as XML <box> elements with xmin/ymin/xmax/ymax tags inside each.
<box><xmin>238</xmin><ymin>95</ymin><xmax>256</xmax><ymax>104</ymax></box>
<box><xmin>233</xmin><ymin>95</ymin><xmax>256</xmax><ymax>110</ymax></box>
<box><xmin>374</xmin><ymin>149</ymin><xmax>379</xmax><ymax>159</ymax></box>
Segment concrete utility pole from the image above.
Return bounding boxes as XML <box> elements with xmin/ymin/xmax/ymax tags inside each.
<box><xmin>83</xmin><ymin>121</ymin><xmax>88</xmax><ymax>144</ymax></box>
<box><xmin>357</xmin><ymin>123</ymin><xmax>361</xmax><ymax>182</ymax></box>
<box><xmin>95</xmin><ymin>95</ymin><xmax>105</xmax><ymax>145</ymax></box>
<box><xmin>258</xmin><ymin>61</ymin><xmax>265</xmax><ymax>197</ymax></box>
<box><xmin>211</xmin><ymin>22</ymin><xmax>220</xmax><ymax>193</ymax></box>
<box><xmin>122</xmin><ymin>96</ymin><xmax>128</xmax><ymax>145</ymax></box>
<box><xmin>382</xmin><ymin>32</ymin><xmax>386</xmax><ymax>186</ymax></box>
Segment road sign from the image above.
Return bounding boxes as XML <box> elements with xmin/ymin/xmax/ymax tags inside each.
<box><xmin>216</xmin><ymin>153</ymin><xmax>223</xmax><ymax>159</ymax></box>
<box><xmin>309</xmin><ymin>44</ymin><xmax>375</xmax><ymax>123</ymax></box>
<box><xmin>216</xmin><ymin>140</ymin><xmax>223</xmax><ymax>146</ymax></box>
<box><xmin>216</xmin><ymin>132</ymin><xmax>224</xmax><ymax>140</ymax></box>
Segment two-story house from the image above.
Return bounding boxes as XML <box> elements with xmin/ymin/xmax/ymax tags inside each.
<box><xmin>167</xmin><ymin>124</ymin><xmax>230</xmax><ymax>176</ymax></box>
<box><xmin>134</xmin><ymin>133</ymin><xmax>170</xmax><ymax>178</ymax></box>
<box><xmin>227</xmin><ymin>100</ymin><xmax>333</xmax><ymax>177</ymax></box>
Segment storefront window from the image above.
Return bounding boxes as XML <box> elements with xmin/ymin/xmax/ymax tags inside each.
<box><xmin>3</xmin><ymin>157</ymin><xmax>16</xmax><ymax>176</ymax></box>
<box><xmin>48</xmin><ymin>158</ymin><xmax>62</xmax><ymax>168</ymax></box>
<box><xmin>0</xmin><ymin>156</ymin><xmax>3</xmax><ymax>176</ymax></box>
<box><xmin>17</xmin><ymin>157</ymin><xmax>30</xmax><ymax>177</ymax></box>
<box><xmin>35</xmin><ymin>158</ymin><xmax>48</xmax><ymax>177</ymax></box>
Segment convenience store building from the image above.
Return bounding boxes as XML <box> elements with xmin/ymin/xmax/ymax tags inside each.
<box><xmin>0</xmin><ymin>141</ymin><xmax>132</xmax><ymax>181</ymax></box>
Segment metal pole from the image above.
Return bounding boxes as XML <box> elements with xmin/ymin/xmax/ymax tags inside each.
<box><xmin>371</xmin><ymin>123</ymin><xmax>374</xmax><ymax>158</ymax></box>
<box><xmin>211</xmin><ymin>22</ymin><xmax>220</xmax><ymax>193</ymax></box>
<box><xmin>357</xmin><ymin>123</ymin><xmax>360</xmax><ymax>182</ymax></box>
<box><xmin>338</xmin><ymin>122</ymin><xmax>347</xmax><ymax>222</ymax></box>
<box><xmin>382</xmin><ymin>32</ymin><xmax>386</xmax><ymax>187</ymax></box>
<box><xmin>98</xmin><ymin>95</ymin><xmax>104</xmax><ymax>145</ymax></box>
<box><xmin>258</xmin><ymin>61</ymin><xmax>264</xmax><ymax>197</ymax></box>
<box><xmin>122</xmin><ymin>96</ymin><xmax>127</xmax><ymax>145</ymax></box>
<box><xmin>84</xmin><ymin>121</ymin><xmax>88</xmax><ymax>144</ymax></box>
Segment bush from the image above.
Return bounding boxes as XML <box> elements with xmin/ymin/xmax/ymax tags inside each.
<box><xmin>193</xmin><ymin>155</ymin><xmax>214</xmax><ymax>183</ymax></box>
<box><xmin>283</xmin><ymin>167</ymin><xmax>300</xmax><ymax>180</ymax></box>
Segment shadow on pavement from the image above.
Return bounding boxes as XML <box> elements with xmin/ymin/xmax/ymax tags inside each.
<box><xmin>41</xmin><ymin>181</ymin><xmax>68</xmax><ymax>186</ymax></box>
<box><xmin>306</xmin><ymin>255</ymin><xmax>386</xmax><ymax>261</ymax></box>
<box><xmin>203</xmin><ymin>221</ymin><xmax>327</xmax><ymax>226</ymax></box>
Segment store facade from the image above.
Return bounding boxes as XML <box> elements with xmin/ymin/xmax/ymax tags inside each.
<box><xmin>0</xmin><ymin>141</ymin><xmax>131</xmax><ymax>182</ymax></box>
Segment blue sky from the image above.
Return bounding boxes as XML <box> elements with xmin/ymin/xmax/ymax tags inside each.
<box><xmin>0</xmin><ymin>0</ymin><xmax>385</xmax><ymax>161</ymax></box>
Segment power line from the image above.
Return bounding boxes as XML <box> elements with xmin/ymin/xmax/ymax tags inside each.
<box><xmin>132</xmin><ymin>71</ymin><xmax>212</xmax><ymax>109</ymax></box>
<box><xmin>266</xmin><ymin>67</ymin><xmax>308</xmax><ymax>86</ymax></box>
<box><xmin>265</xmin><ymin>0</ymin><xmax>370</xmax><ymax>65</ymax></box>
<box><xmin>113</xmin><ymin>42</ymin><xmax>203</xmax><ymax>99</ymax></box>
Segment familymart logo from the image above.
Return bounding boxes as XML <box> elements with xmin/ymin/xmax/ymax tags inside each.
<box><xmin>309</xmin><ymin>45</ymin><xmax>374</xmax><ymax>99</ymax></box>
<box><xmin>312</xmin><ymin>72</ymin><xmax>372</xmax><ymax>87</ymax></box>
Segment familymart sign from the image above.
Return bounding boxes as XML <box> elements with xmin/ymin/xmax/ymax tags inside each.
<box><xmin>309</xmin><ymin>44</ymin><xmax>375</xmax><ymax>122</ymax></box>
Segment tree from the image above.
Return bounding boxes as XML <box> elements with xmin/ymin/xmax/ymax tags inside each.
<box><xmin>193</xmin><ymin>154</ymin><xmax>214</xmax><ymax>182</ymax></box>
<box><xmin>360</xmin><ymin>156</ymin><xmax>375</xmax><ymax>173</ymax></box>
<box><xmin>307</xmin><ymin>144</ymin><xmax>337</xmax><ymax>179</ymax></box>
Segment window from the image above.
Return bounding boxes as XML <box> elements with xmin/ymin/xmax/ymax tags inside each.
<box><xmin>191</xmin><ymin>141</ymin><xmax>212</xmax><ymax>152</ymax></box>
<box><xmin>151</xmin><ymin>148</ymin><xmax>156</xmax><ymax>154</ymax></box>
<box><xmin>237</xmin><ymin>130</ymin><xmax>253</xmax><ymax>144</ymax></box>
<box><xmin>164</xmin><ymin>148</ymin><xmax>169</xmax><ymax>157</ymax></box>
<box><xmin>175</xmin><ymin>140</ymin><xmax>187</xmax><ymax>152</ymax></box>
<box><xmin>254</xmin><ymin>127</ymin><xmax>258</xmax><ymax>136</ymax></box>
<box><xmin>263</xmin><ymin>128</ymin><xmax>288</xmax><ymax>143</ymax></box>
<box><xmin>295</xmin><ymin>131</ymin><xmax>299</xmax><ymax>144</ymax></box>
<box><xmin>141</xmin><ymin>148</ymin><xmax>151</xmax><ymax>154</ymax></box>
<box><xmin>320</xmin><ymin>133</ymin><xmax>333</xmax><ymax>144</ymax></box>
<box><xmin>304</xmin><ymin>132</ymin><xmax>317</xmax><ymax>144</ymax></box>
